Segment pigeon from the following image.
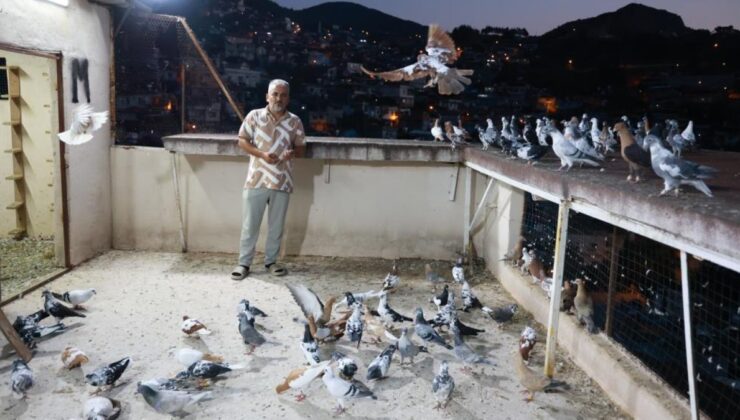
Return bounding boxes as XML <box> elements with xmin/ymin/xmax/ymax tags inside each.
<box><xmin>382</xmin><ymin>262</ymin><xmax>400</xmax><ymax>292</ymax></box>
<box><xmin>431</xmin><ymin>119</ymin><xmax>445</xmax><ymax>142</ymax></box>
<box><xmin>62</xmin><ymin>346</ymin><xmax>89</xmax><ymax>370</ymax></box>
<box><xmin>42</xmin><ymin>290</ymin><xmax>86</xmax><ymax>323</ymax></box>
<box><xmin>565</xmin><ymin>121</ymin><xmax>604</xmax><ymax>162</ymax></box>
<box><xmin>238</xmin><ymin>311</ymin><xmax>266</xmax><ymax>354</ymax></box>
<box><xmin>139</xmin><ymin>377</ymin><xmax>195</xmax><ymax>392</ymax></box>
<box><xmin>666</xmin><ymin>119</ymin><xmax>696</xmax><ymax>157</ymax></box>
<box><xmin>515</xmin><ymin>143</ymin><xmax>549</xmax><ymax>164</ymax></box>
<box><xmin>83</xmin><ymin>396</ymin><xmax>121</xmax><ymax>420</ymax></box>
<box><xmin>432</xmin><ymin>284</ymin><xmax>450</xmax><ymax>310</ymax></box>
<box><xmin>275</xmin><ymin>360</ymin><xmax>331</xmax><ymax>401</ymax></box>
<box><xmin>14</xmin><ymin>315</ymin><xmax>65</xmax><ymax>349</ymax></box>
<box><xmin>287</xmin><ymin>284</ymin><xmax>341</xmax><ymax>342</ymax></box>
<box><xmin>362</xmin><ymin>303</ymin><xmax>387</xmax><ymax>343</ymax></box>
<box><xmin>525</xmin><ymin>249</ymin><xmax>547</xmax><ymax>282</ymax></box>
<box><xmin>58</xmin><ymin>104</ymin><xmax>109</xmax><ymax>145</ymax></box>
<box><xmin>361</xmin><ymin>24</ymin><xmax>473</xmax><ymax>95</ymax></box>
<box><xmin>476</xmin><ymin>122</ymin><xmax>496</xmax><ymax>150</ymax></box>
<box><xmin>425</xmin><ymin>263</ymin><xmax>446</xmax><ymax>290</ymax></box>
<box><xmin>322</xmin><ymin>365</ymin><xmax>377</xmax><ymax>415</ymax></box>
<box><xmin>430</xmin><ymin>290</ymin><xmax>456</xmax><ymax>329</ymax></box>
<box><xmin>501</xmin><ymin>236</ymin><xmax>525</xmax><ymax>266</ymax></box>
<box><xmin>85</xmin><ymin>357</ymin><xmax>131</xmax><ymax>391</ymax></box>
<box><xmin>10</xmin><ymin>359</ymin><xmax>33</xmax><ymax>399</ymax></box>
<box><xmin>519</xmin><ymin>326</ymin><xmax>537</xmax><ymax>362</ymax></box>
<box><xmin>642</xmin><ymin>130</ymin><xmax>717</xmax><ymax>197</ymax></box>
<box><xmin>451</xmin><ymin>257</ymin><xmax>465</xmax><ymax>284</ymax></box>
<box><xmin>513</xmin><ymin>350</ymin><xmax>569</xmax><ymax>402</ymax></box>
<box><xmin>384</xmin><ymin>328</ymin><xmax>427</xmax><ymax>365</ymax></box>
<box><xmin>461</xmin><ymin>280</ymin><xmax>482</xmax><ymax>312</ymax></box>
<box><xmin>12</xmin><ymin>309</ymin><xmax>49</xmax><ymax>331</ymax></box>
<box><xmin>444</xmin><ymin>121</ymin><xmax>466</xmax><ymax>149</ymax></box>
<box><xmin>137</xmin><ymin>382</ymin><xmax>211</xmax><ymax>416</ymax></box>
<box><xmin>170</xmin><ymin>347</ymin><xmax>224</xmax><ymax>367</ymax></box>
<box><xmin>414</xmin><ymin>308</ymin><xmax>452</xmax><ymax>349</ymax></box>
<box><xmin>366</xmin><ymin>344</ymin><xmax>397</xmax><ymax>380</ymax></box>
<box><xmin>450</xmin><ymin>322</ymin><xmax>491</xmax><ymax>371</ymax></box>
<box><xmin>178</xmin><ymin>360</ymin><xmax>244</xmax><ymax>383</ymax></box>
<box><xmin>560</xmin><ymin>280</ymin><xmax>577</xmax><ymax>313</ymax></box>
<box><xmin>590</xmin><ymin>118</ymin><xmax>605</xmax><ymax>153</ymax></box>
<box><xmin>482</xmin><ymin>304</ymin><xmax>518</xmax><ymax>325</ymax></box>
<box><xmin>51</xmin><ymin>288</ymin><xmax>96</xmax><ymax>309</ymax></box>
<box><xmin>519</xmin><ymin>247</ymin><xmax>533</xmax><ymax>274</ymax></box>
<box><xmin>578</xmin><ymin>113</ymin><xmax>589</xmax><ymax>134</ymax></box>
<box><xmin>613</xmin><ymin>121</ymin><xmax>651</xmax><ymax>183</ymax></box>
<box><xmin>535</xmin><ymin>119</ymin><xmax>549</xmax><ymax>146</ymax></box>
<box><xmin>181</xmin><ymin>316</ymin><xmax>211</xmax><ymax>336</ymax></box>
<box><xmin>450</xmin><ymin>311</ymin><xmax>485</xmax><ymax>336</ymax></box>
<box><xmin>573</xmin><ymin>278</ymin><xmax>597</xmax><ymax>334</ymax></box>
<box><xmin>331</xmin><ymin>351</ymin><xmax>359</xmax><ymax>380</ymax></box>
<box><xmin>377</xmin><ymin>292</ymin><xmax>412</xmax><ymax>323</ymax></box>
<box><xmin>300</xmin><ymin>322</ymin><xmax>321</xmax><ymax>365</ymax></box>
<box><xmin>345</xmin><ymin>304</ymin><xmax>364</xmax><ymax>349</ymax></box>
<box><xmin>237</xmin><ymin>298</ymin><xmax>268</xmax><ymax>317</ymax></box>
<box><xmin>544</xmin><ymin>123</ymin><xmax>601</xmax><ymax>170</ymax></box>
<box><xmin>337</xmin><ymin>290</ymin><xmax>381</xmax><ymax>308</ymax></box>
<box><xmin>432</xmin><ymin>360</ymin><xmax>455</xmax><ymax>409</ymax></box>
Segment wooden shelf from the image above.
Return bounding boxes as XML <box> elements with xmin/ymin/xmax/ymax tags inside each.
<box><xmin>4</xmin><ymin>148</ymin><xmax>22</xmax><ymax>154</ymax></box>
<box><xmin>2</xmin><ymin>119</ymin><xmax>21</xmax><ymax>126</ymax></box>
<box><xmin>5</xmin><ymin>173</ymin><xmax>23</xmax><ymax>181</ymax></box>
<box><xmin>6</xmin><ymin>201</ymin><xmax>24</xmax><ymax>210</ymax></box>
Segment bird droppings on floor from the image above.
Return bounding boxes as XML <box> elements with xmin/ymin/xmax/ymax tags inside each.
<box><xmin>0</xmin><ymin>251</ymin><xmax>629</xmax><ymax>419</ymax></box>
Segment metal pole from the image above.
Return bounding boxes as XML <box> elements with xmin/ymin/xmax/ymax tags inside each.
<box><xmin>681</xmin><ymin>251</ymin><xmax>700</xmax><ymax>420</ymax></box>
<box><xmin>605</xmin><ymin>226</ymin><xmax>619</xmax><ymax>336</ymax></box>
<box><xmin>170</xmin><ymin>151</ymin><xmax>187</xmax><ymax>252</ymax></box>
<box><xmin>463</xmin><ymin>166</ymin><xmax>473</xmax><ymax>254</ymax></box>
<box><xmin>544</xmin><ymin>200</ymin><xmax>570</xmax><ymax>378</ymax></box>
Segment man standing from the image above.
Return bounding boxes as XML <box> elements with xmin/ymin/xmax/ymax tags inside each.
<box><xmin>231</xmin><ymin>79</ymin><xmax>305</xmax><ymax>280</ymax></box>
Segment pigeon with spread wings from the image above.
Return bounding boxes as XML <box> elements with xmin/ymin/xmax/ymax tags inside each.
<box><xmin>287</xmin><ymin>284</ymin><xmax>346</xmax><ymax>342</ymax></box>
<box><xmin>361</xmin><ymin>24</ymin><xmax>473</xmax><ymax>95</ymax></box>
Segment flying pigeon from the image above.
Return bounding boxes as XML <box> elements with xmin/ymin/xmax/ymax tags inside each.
<box><xmin>643</xmin><ymin>128</ymin><xmax>717</xmax><ymax>197</ymax></box>
<box><xmin>83</xmin><ymin>396</ymin><xmax>121</xmax><ymax>420</ymax></box>
<box><xmin>613</xmin><ymin>121</ymin><xmax>651</xmax><ymax>183</ymax></box>
<box><xmin>287</xmin><ymin>284</ymin><xmax>343</xmax><ymax>342</ymax></box>
<box><xmin>51</xmin><ymin>288</ymin><xmax>96</xmax><ymax>309</ymax></box>
<box><xmin>573</xmin><ymin>279</ymin><xmax>597</xmax><ymax>334</ymax></box>
<box><xmin>181</xmin><ymin>316</ymin><xmax>211</xmax><ymax>337</ymax></box>
<box><xmin>360</xmin><ymin>24</ymin><xmax>473</xmax><ymax>95</ymax></box>
<box><xmin>137</xmin><ymin>382</ymin><xmax>211</xmax><ymax>416</ymax></box>
<box><xmin>300</xmin><ymin>322</ymin><xmax>321</xmax><ymax>365</ymax></box>
<box><xmin>345</xmin><ymin>304</ymin><xmax>364</xmax><ymax>349</ymax></box>
<box><xmin>322</xmin><ymin>365</ymin><xmax>377</xmax><ymax>415</ymax></box>
<box><xmin>61</xmin><ymin>346</ymin><xmax>89</xmax><ymax>370</ymax></box>
<box><xmin>85</xmin><ymin>357</ymin><xmax>131</xmax><ymax>391</ymax></box>
<box><xmin>543</xmin><ymin>123</ymin><xmax>601</xmax><ymax>170</ymax></box>
<box><xmin>58</xmin><ymin>104</ymin><xmax>109</xmax><ymax>145</ymax></box>
<box><xmin>238</xmin><ymin>311</ymin><xmax>266</xmax><ymax>354</ymax></box>
<box><xmin>482</xmin><ymin>303</ymin><xmax>518</xmax><ymax>325</ymax></box>
<box><xmin>432</xmin><ymin>360</ymin><xmax>454</xmax><ymax>409</ymax></box>
<box><xmin>431</xmin><ymin>119</ymin><xmax>445</xmax><ymax>142</ymax></box>
<box><xmin>237</xmin><ymin>298</ymin><xmax>268</xmax><ymax>317</ymax></box>
<box><xmin>366</xmin><ymin>344</ymin><xmax>397</xmax><ymax>380</ymax></box>
<box><xmin>331</xmin><ymin>351</ymin><xmax>359</xmax><ymax>381</ymax></box>
<box><xmin>42</xmin><ymin>290</ymin><xmax>86</xmax><ymax>323</ymax></box>
<box><xmin>414</xmin><ymin>308</ymin><xmax>452</xmax><ymax>349</ymax></box>
<box><xmin>452</xmin><ymin>257</ymin><xmax>465</xmax><ymax>284</ymax></box>
<box><xmin>337</xmin><ymin>290</ymin><xmax>382</xmax><ymax>308</ymax></box>
<box><xmin>519</xmin><ymin>326</ymin><xmax>537</xmax><ymax>362</ymax></box>
<box><xmin>513</xmin><ymin>350</ymin><xmax>568</xmax><ymax>402</ymax></box>
<box><xmin>275</xmin><ymin>360</ymin><xmax>331</xmax><ymax>401</ymax></box>
<box><xmin>382</xmin><ymin>262</ymin><xmax>400</xmax><ymax>292</ymax></box>
<box><xmin>377</xmin><ymin>291</ymin><xmax>413</xmax><ymax>324</ymax></box>
<box><xmin>385</xmin><ymin>327</ymin><xmax>427</xmax><ymax>365</ymax></box>
<box><xmin>170</xmin><ymin>347</ymin><xmax>224</xmax><ymax>367</ymax></box>
<box><xmin>10</xmin><ymin>359</ymin><xmax>33</xmax><ymax>399</ymax></box>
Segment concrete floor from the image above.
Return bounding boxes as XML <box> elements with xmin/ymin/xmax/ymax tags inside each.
<box><xmin>0</xmin><ymin>251</ymin><xmax>626</xmax><ymax>419</ymax></box>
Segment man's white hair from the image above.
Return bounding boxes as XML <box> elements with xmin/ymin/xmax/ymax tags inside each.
<box><xmin>268</xmin><ymin>79</ymin><xmax>290</xmax><ymax>93</ymax></box>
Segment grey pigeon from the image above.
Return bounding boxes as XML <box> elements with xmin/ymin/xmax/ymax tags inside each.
<box><xmin>42</xmin><ymin>290</ymin><xmax>86</xmax><ymax>323</ymax></box>
<box><xmin>450</xmin><ymin>322</ymin><xmax>492</xmax><ymax>371</ymax></box>
<box><xmin>322</xmin><ymin>365</ymin><xmax>376</xmax><ymax>415</ymax></box>
<box><xmin>238</xmin><ymin>311</ymin><xmax>266</xmax><ymax>354</ymax></box>
<box><xmin>414</xmin><ymin>308</ymin><xmax>452</xmax><ymax>350</ymax></box>
<box><xmin>432</xmin><ymin>360</ymin><xmax>454</xmax><ymax>409</ymax></box>
<box><xmin>385</xmin><ymin>327</ymin><xmax>427</xmax><ymax>365</ymax></box>
<box><xmin>643</xmin><ymin>129</ymin><xmax>716</xmax><ymax>197</ymax></box>
<box><xmin>482</xmin><ymin>304</ymin><xmax>518</xmax><ymax>325</ymax></box>
<box><xmin>237</xmin><ymin>298</ymin><xmax>268</xmax><ymax>317</ymax></box>
<box><xmin>11</xmin><ymin>359</ymin><xmax>33</xmax><ymax>399</ymax></box>
<box><xmin>137</xmin><ymin>382</ymin><xmax>211</xmax><ymax>416</ymax></box>
<box><xmin>366</xmin><ymin>344</ymin><xmax>397</xmax><ymax>380</ymax></box>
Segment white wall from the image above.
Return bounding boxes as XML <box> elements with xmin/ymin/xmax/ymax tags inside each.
<box><xmin>111</xmin><ymin>147</ymin><xmax>469</xmax><ymax>260</ymax></box>
<box><xmin>0</xmin><ymin>0</ymin><xmax>113</xmax><ymax>264</ymax></box>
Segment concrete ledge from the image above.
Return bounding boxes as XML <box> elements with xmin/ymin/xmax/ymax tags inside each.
<box><xmin>162</xmin><ymin>134</ymin><xmax>462</xmax><ymax>162</ymax></box>
<box><xmin>493</xmin><ymin>262</ymin><xmax>692</xmax><ymax>420</ymax></box>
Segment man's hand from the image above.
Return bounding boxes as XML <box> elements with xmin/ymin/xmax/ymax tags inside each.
<box><xmin>261</xmin><ymin>151</ymin><xmax>279</xmax><ymax>164</ymax></box>
<box><xmin>279</xmin><ymin>149</ymin><xmax>295</xmax><ymax>161</ymax></box>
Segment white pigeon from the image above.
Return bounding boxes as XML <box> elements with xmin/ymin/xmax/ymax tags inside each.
<box><xmin>58</xmin><ymin>104</ymin><xmax>108</xmax><ymax>145</ymax></box>
<box><xmin>643</xmin><ymin>132</ymin><xmax>717</xmax><ymax>197</ymax></box>
<box><xmin>382</xmin><ymin>263</ymin><xmax>400</xmax><ymax>291</ymax></box>
<box><xmin>275</xmin><ymin>360</ymin><xmax>331</xmax><ymax>401</ymax></box>
<box><xmin>361</xmin><ymin>24</ymin><xmax>473</xmax><ymax>95</ymax></box>
<box><xmin>578</xmin><ymin>113</ymin><xmax>589</xmax><ymax>133</ymax></box>
<box><xmin>51</xmin><ymin>288</ymin><xmax>95</xmax><ymax>309</ymax></box>
<box><xmin>535</xmin><ymin>119</ymin><xmax>549</xmax><ymax>146</ymax></box>
<box><xmin>170</xmin><ymin>347</ymin><xmax>223</xmax><ymax>367</ymax></box>
<box><xmin>451</xmin><ymin>257</ymin><xmax>465</xmax><ymax>284</ymax></box>
<box><xmin>431</xmin><ymin>119</ymin><xmax>445</xmax><ymax>142</ymax></box>
<box><xmin>83</xmin><ymin>396</ymin><xmax>121</xmax><ymax>420</ymax></box>
<box><xmin>589</xmin><ymin>118</ymin><xmax>604</xmax><ymax>152</ymax></box>
<box><xmin>322</xmin><ymin>365</ymin><xmax>376</xmax><ymax>414</ymax></box>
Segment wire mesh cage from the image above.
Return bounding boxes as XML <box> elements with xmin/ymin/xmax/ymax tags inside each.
<box><xmin>519</xmin><ymin>191</ymin><xmax>740</xmax><ymax>420</ymax></box>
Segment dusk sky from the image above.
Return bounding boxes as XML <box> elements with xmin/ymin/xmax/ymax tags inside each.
<box><xmin>274</xmin><ymin>0</ymin><xmax>740</xmax><ymax>35</ymax></box>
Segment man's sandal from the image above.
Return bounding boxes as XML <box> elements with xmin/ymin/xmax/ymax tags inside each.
<box><xmin>231</xmin><ymin>265</ymin><xmax>250</xmax><ymax>280</ymax></box>
<box><xmin>266</xmin><ymin>263</ymin><xmax>287</xmax><ymax>276</ymax></box>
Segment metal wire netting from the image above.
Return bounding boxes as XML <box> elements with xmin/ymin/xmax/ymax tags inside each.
<box><xmin>114</xmin><ymin>12</ymin><xmax>242</xmax><ymax>147</ymax></box>
<box><xmin>519</xmin><ymin>192</ymin><xmax>740</xmax><ymax>420</ymax></box>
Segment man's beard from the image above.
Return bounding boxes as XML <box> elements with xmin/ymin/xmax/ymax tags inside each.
<box><xmin>269</xmin><ymin>103</ymin><xmax>286</xmax><ymax>113</ymax></box>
